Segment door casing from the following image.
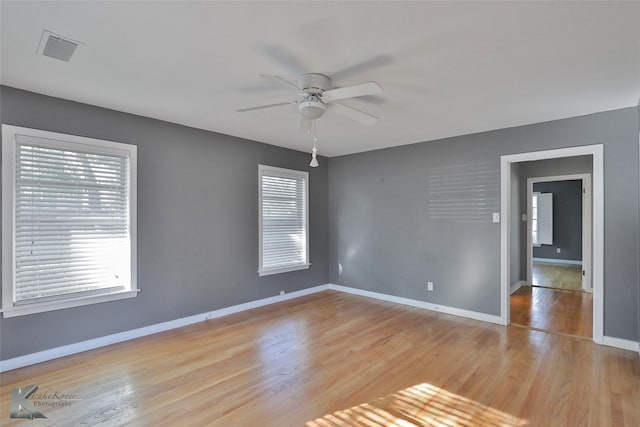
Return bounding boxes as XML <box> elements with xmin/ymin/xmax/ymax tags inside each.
<box><xmin>500</xmin><ymin>144</ymin><xmax>603</xmax><ymax>344</ymax></box>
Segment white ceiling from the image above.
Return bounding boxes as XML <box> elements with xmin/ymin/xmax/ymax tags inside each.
<box><xmin>2</xmin><ymin>1</ymin><xmax>639</xmax><ymax>157</ymax></box>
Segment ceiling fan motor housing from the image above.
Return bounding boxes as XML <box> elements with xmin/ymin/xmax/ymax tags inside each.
<box><xmin>296</xmin><ymin>73</ymin><xmax>331</xmax><ymax>94</ymax></box>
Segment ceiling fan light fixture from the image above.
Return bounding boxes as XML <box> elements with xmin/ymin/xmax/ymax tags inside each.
<box><xmin>298</xmin><ymin>97</ymin><xmax>327</xmax><ymax>119</ymax></box>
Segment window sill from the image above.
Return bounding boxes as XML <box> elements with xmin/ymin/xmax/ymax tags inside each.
<box><xmin>1</xmin><ymin>289</ymin><xmax>140</xmax><ymax>318</ymax></box>
<box><xmin>258</xmin><ymin>263</ymin><xmax>311</xmax><ymax>277</ymax></box>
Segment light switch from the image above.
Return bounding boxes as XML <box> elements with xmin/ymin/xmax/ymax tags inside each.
<box><xmin>492</xmin><ymin>212</ymin><xmax>500</xmax><ymax>223</ymax></box>
<box><xmin>522</xmin><ymin>214</ymin><xmax>527</xmax><ymax>222</ymax></box>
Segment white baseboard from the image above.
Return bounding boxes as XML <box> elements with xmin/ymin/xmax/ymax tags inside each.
<box><xmin>327</xmin><ymin>284</ymin><xmax>503</xmax><ymax>325</ymax></box>
<box><xmin>602</xmin><ymin>336</ymin><xmax>640</xmax><ymax>353</ymax></box>
<box><xmin>532</xmin><ymin>257</ymin><xmax>582</xmax><ymax>266</ymax></box>
<box><xmin>510</xmin><ymin>280</ymin><xmax>527</xmax><ymax>295</ymax></box>
<box><xmin>0</xmin><ymin>285</ymin><xmax>329</xmax><ymax>372</ymax></box>
<box><xmin>3</xmin><ymin>282</ymin><xmax>636</xmax><ymax>371</ymax></box>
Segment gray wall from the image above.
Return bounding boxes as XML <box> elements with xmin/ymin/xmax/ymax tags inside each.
<box><xmin>0</xmin><ymin>86</ymin><xmax>329</xmax><ymax>360</ymax></box>
<box><xmin>328</xmin><ymin>107</ymin><xmax>639</xmax><ymax>341</ymax></box>
<box><xmin>2</xmin><ymin>85</ymin><xmax>638</xmax><ymax>361</ymax></box>
<box><xmin>517</xmin><ymin>156</ymin><xmax>592</xmax><ymax>279</ymax></box>
<box><xmin>532</xmin><ymin>180</ymin><xmax>582</xmax><ymax>261</ymax></box>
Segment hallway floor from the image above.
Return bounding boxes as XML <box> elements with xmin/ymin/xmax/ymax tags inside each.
<box><xmin>510</xmin><ymin>286</ymin><xmax>592</xmax><ymax>338</ymax></box>
<box><xmin>532</xmin><ymin>262</ymin><xmax>582</xmax><ymax>291</ymax></box>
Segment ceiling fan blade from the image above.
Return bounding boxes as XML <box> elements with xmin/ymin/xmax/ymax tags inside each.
<box><xmin>236</xmin><ymin>101</ymin><xmax>296</xmax><ymax>112</ymax></box>
<box><xmin>329</xmin><ymin>102</ymin><xmax>379</xmax><ymax>126</ymax></box>
<box><xmin>321</xmin><ymin>82</ymin><xmax>383</xmax><ymax>102</ymax></box>
<box><xmin>299</xmin><ymin>115</ymin><xmax>312</xmax><ymax>134</ymax></box>
<box><xmin>261</xmin><ymin>45</ymin><xmax>307</xmax><ymax>75</ymax></box>
<box><xmin>259</xmin><ymin>74</ymin><xmax>301</xmax><ymax>92</ymax></box>
<box><xmin>331</xmin><ymin>54</ymin><xmax>393</xmax><ymax>81</ymax></box>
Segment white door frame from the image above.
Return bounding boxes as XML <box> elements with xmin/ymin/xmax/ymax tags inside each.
<box><xmin>526</xmin><ymin>174</ymin><xmax>592</xmax><ymax>292</ymax></box>
<box><xmin>500</xmin><ymin>145</ymin><xmax>604</xmax><ymax>344</ymax></box>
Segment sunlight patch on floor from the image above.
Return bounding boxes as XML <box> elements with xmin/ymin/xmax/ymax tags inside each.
<box><xmin>306</xmin><ymin>382</ymin><xmax>527</xmax><ymax>427</ymax></box>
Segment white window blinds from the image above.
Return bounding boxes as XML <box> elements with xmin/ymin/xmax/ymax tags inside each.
<box><xmin>13</xmin><ymin>136</ymin><xmax>131</xmax><ymax>303</ymax></box>
<box><xmin>259</xmin><ymin>165</ymin><xmax>309</xmax><ymax>276</ymax></box>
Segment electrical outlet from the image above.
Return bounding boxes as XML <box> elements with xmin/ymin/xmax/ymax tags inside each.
<box><xmin>492</xmin><ymin>212</ymin><xmax>500</xmax><ymax>223</ymax></box>
<box><xmin>280</xmin><ymin>290</ymin><xmax>285</xmax><ymax>296</ymax></box>
<box><xmin>521</xmin><ymin>214</ymin><xmax>527</xmax><ymax>222</ymax></box>
<box><xmin>338</xmin><ymin>262</ymin><xmax>343</xmax><ymax>280</ymax></box>
<box><xmin>556</xmin><ymin>248</ymin><xmax>561</xmax><ymax>254</ymax></box>
<box><xmin>427</xmin><ymin>281</ymin><xmax>434</xmax><ymax>291</ymax></box>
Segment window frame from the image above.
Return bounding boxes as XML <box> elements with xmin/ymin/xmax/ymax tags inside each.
<box><xmin>258</xmin><ymin>164</ymin><xmax>310</xmax><ymax>276</ymax></box>
<box><xmin>1</xmin><ymin>124</ymin><xmax>138</xmax><ymax>318</ymax></box>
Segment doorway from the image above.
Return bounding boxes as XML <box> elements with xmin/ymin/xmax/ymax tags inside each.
<box><xmin>500</xmin><ymin>145</ymin><xmax>604</xmax><ymax>344</ymax></box>
<box><xmin>527</xmin><ymin>174</ymin><xmax>592</xmax><ymax>293</ymax></box>
<box><xmin>510</xmin><ymin>174</ymin><xmax>593</xmax><ymax>338</ymax></box>
<box><xmin>511</xmin><ymin>174</ymin><xmax>594</xmax><ymax>338</ymax></box>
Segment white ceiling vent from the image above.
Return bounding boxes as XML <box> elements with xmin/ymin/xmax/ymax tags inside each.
<box><xmin>37</xmin><ymin>30</ymin><xmax>83</xmax><ymax>62</ymax></box>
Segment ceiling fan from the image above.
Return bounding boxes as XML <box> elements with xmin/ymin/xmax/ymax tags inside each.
<box><xmin>237</xmin><ymin>73</ymin><xmax>383</xmax><ymax>128</ymax></box>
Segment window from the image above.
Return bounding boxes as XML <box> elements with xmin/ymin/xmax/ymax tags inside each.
<box><xmin>258</xmin><ymin>165</ymin><xmax>309</xmax><ymax>276</ymax></box>
<box><xmin>2</xmin><ymin>125</ymin><xmax>137</xmax><ymax>317</ymax></box>
<box><xmin>532</xmin><ymin>192</ymin><xmax>553</xmax><ymax>246</ymax></box>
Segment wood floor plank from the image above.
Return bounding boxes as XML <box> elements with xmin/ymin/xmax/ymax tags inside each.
<box><xmin>1</xmin><ymin>291</ymin><xmax>638</xmax><ymax>426</ymax></box>
<box><xmin>510</xmin><ymin>285</ymin><xmax>592</xmax><ymax>338</ymax></box>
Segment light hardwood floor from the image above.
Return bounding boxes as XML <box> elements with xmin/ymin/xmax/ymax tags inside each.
<box><xmin>510</xmin><ymin>285</ymin><xmax>593</xmax><ymax>338</ymax></box>
<box><xmin>1</xmin><ymin>291</ymin><xmax>638</xmax><ymax>426</ymax></box>
<box><xmin>532</xmin><ymin>262</ymin><xmax>582</xmax><ymax>291</ymax></box>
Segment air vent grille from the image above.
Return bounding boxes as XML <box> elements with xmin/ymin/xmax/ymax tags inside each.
<box><xmin>42</xmin><ymin>35</ymin><xmax>78</xmax><ymax>62</ymax></box>
<box><xmin>37</xmin><ymin>30</ymin><xmax>82</xmax><ymax>62</ymax></box>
